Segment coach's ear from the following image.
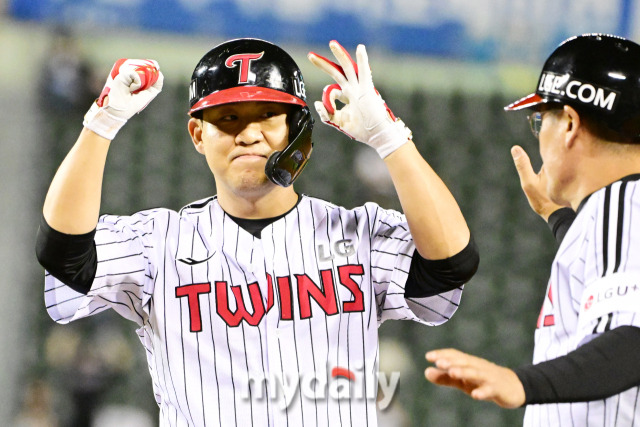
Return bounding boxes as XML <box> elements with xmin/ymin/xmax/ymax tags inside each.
<box><xmin>563</xmin><ymin>104</ymin><xmax>582</xmax><ymax>149</ymax></box>
<box><xmin>188</xmin><ymin>117</ymin><xmax>205</xmax><ymax>155</ymax></box>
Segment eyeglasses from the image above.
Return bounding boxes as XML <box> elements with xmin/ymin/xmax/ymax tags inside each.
<box><xmin>527</xmin><ymin>111</ymin><xmax>543</xmax><ymax>138</ymax></box>
<box><xmin>527</xmin><ymin>109</ymin><xmax>562</xmax><ymax>138</ymax></box>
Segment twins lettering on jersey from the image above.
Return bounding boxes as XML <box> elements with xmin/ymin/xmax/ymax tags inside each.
<box><xmin>176</xmin><ymin>265</ymin><xmax>365</xmax><ymax>332</ymax></box>
<box><xmin>538</xmin><ymin>71</ymin><xmax>619</xmax><ymax>111</ymax></box>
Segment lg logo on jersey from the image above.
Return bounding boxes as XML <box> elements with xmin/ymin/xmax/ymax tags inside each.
<box><xmin>175</xmin><ymin>264</ymin><xmax>365</xmax><ymax>331</ymax></box>
<box><xmin>318</xmin><ymin>239</ymin><xmax>355</xmax><ymax>261</ymax></box>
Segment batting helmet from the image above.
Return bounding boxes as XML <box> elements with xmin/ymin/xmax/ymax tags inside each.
<box><xmin>505</xmin><ymin>33</ymin><xmax>640</xmax><ymax>138</ymax></box>
<box><xmin>189</xmin><ymin>38</ymin><xmax>314</xmax><ymax>187</ymax></box>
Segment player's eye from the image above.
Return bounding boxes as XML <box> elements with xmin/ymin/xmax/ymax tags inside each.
<box><xmin>220</xmin><ymin>114</ymin><xmax>238</xmax><ymax>122</ymax></box>
<box><xmin>262</xmin><ymin>111</ymin><xmax>280</xmax><ymax>119</ymax></box>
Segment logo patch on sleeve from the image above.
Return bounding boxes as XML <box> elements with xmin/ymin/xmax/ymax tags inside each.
<box><xmin>577</xmin><ymin>272</ymin><xmax>640</xmax><ymax>332</ymax></box>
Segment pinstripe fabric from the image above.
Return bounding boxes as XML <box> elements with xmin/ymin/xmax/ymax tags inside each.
<box><xmin>44</xmin><ymin>195</ymin><xmax>463</xmax><ymax>426</ymax></box>
<box><xmin>524</xmin><ymin>177</ymin><xmax>640</xmax><ymax>427</ymax></box>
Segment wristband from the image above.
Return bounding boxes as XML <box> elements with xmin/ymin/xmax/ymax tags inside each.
<box><xmin>369</xmin><ymin>119</ymin><xmax>413</xmax><ymax>158</ymax></box>
<box><xmin>83</xmin><ymin>102</ymin><xmax>128</xmax><ymax>140</ymax></box>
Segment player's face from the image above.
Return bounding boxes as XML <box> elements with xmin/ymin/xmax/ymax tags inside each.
<box><xmin>189</xmin><ymin>101</ymin><xmax>291</xmax><ymax>196</ymax></box>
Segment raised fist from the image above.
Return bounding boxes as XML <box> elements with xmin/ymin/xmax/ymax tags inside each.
<box><xmin>83</xmin><ymin>58</ymin><xmax>164</xmax><ymax>140</ymax></box>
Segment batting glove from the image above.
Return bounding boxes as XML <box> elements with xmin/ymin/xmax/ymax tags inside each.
<box><xmin>83</xmin><ymin>58</ymin><xmax>163</xmax><ymax>140</ymax></box>
<box><xmin>308</xmin><ymin>41</ymin><xmax>412</xmax><ymax>158</ymax></box>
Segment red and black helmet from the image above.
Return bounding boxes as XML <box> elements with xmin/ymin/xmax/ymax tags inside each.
<box><xmin>189</xmin><ymin>38</ymin><xmax>308</xmax><ymax>114</ymax></box>
<box><xmin>189</xmin><ymin>38</ymin><xmax>314</xmax><ymax>187</ymax></box>
<box><xmin>505</xmin><ymin>34</ymin><xmax>640</xmax><ymax>138</ymax></box>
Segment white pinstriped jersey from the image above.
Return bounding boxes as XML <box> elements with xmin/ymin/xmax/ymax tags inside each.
<box><xmin>525</xmin><ymin>176</ymin><xmax>640</xmax><ymax>427</ymax></box>
<box><xmin>44</xmin><ymin>195</ymin><xmax>463</xmax><ymax>427</ymax></box>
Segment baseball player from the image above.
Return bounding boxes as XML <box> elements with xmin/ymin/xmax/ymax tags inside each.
<box><xmin>425</xmin><ymin>34</ymin><xmax>640</xmax><ymax>426</ymax></box>
<box><xmin>36</xmin><ymin>38</ymin><xmax>479</xmax><ymax>426</ymax></box>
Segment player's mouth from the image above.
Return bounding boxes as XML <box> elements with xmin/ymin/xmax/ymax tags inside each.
<box><xmin>231</xmin><ymin>152</ymin><xmax>268</xmax><ymax>161</ymax></box>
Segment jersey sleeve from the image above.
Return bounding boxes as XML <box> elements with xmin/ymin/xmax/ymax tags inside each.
<box><xmin>574</xmin><ymin>181</ymin><xmax>640</xmax><ymax>347</ymax></box>
<box><xmin>44</xmin><ymin>209</ymin><xmax>169</xmax><ymax>326</ymax></box>
<box><xmin>364</xmin><ymin>203</ymin><xmax>463</xmax><ymax>326</ymax></box>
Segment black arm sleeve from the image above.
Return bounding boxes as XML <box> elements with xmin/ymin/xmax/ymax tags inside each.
<box><xmin>513</xmin><ymin>326</ymin><xmax>640</xmax><ymax>404</ymax></box>
<box><xmin>35</xmin><ymin>215</ymin><xmax>97</xmax><ymax>295</ymax></box>
<box><xmin>404</xmin><ymin>235</ymin><xmax>479</xmax><ymax>298</ymax></box>
<box><xmin>547</xmin><ymin>207</ymin><xmax>577</xmax><ymax>244</ymax></box>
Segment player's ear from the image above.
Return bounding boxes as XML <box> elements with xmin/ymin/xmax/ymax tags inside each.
<box><xmin>188</xmin><ymin>117</ymin><xmax>205</xmax><ymax>155</ymax></box>
<box><xmin>563</xmin><ymin>105</ymin><xmax>581</xmax><ymax>148</ymax></box>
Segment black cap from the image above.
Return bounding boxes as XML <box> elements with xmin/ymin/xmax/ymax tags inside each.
<box><xmin>505</xmin><ymin>34</ymin><xmax>640</xmax><ymax>135</ymax></box>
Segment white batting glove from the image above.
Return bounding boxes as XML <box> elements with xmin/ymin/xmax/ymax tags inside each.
<box><xmin>308</xmin><ymin>41</ymin><xmax>412</xmax><ymax>158</ymax></box>
<box><xmin>83</xmin><ymin>58</ymin><xmax>163</xmax><ymax>140</ymax></box>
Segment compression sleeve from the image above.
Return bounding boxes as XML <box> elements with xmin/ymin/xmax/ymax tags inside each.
<box><xmin>404</xmin><ymin>236</ymin><xmax>479</xmax><ymax>298</ymax></box>
<box><xmin>547</xmin><ymin>207</ymin><xmax>576</xmax><ymax>244</ymax></box>
<box><xmin>35</xmin><ymin>214</ymin><xmax>97</xmax><ymax>295</ymax></box>
<box><xmin>513</xmin><ymin>326</ymin><xmax>640</xmax><ymax>404</ymax></box>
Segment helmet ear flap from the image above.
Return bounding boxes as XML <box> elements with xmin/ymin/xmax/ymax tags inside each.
<box><xmin>288</xmin><ymin>106</ymin><xmax>313</xmax><ymax>142</ymax></box>
<box><xmin>265</xmin><ymin>107</ymin><xmax>315</xmax><ymax>187</ymax></box>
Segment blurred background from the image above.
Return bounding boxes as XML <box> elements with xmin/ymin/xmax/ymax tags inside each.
<box><xmin>1</xmin><ymin>0</ymin><xmax>639</xmax><ymax>426</ymax></box>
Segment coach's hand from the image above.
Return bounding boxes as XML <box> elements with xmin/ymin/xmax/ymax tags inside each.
<box><xmin>83</xmin><ymin>58</ymin><xmax>164</xmax><ymax>140</ymax></box>
<box><xmin>308</xmin><ymin>41</ymin><xmax>412</xmax><ymax>158</ymax></box>
<box><xmin>511</xmin><ymin>145</ymin><xmax>565</xmax><ymax>221</ymax></box>
<box><xmin>425</xmin><ymin>348</ymin><xmax>526</xmax><ymax>409</ymax></box>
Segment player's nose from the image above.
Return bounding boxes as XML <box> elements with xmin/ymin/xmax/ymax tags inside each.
<box><xmin>235</xmin><ymin>120</ymin><xmax>265</xmax><ymax>145</ymax></box>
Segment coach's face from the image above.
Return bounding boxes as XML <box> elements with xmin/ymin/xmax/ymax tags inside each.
<box><xmin>537</xmin><ymin>105</ymin><xmax>579</xmax><ymax>207</ymax></box>
<box><xmin>188</xmin><ymin>101</ymin><xmax>291</xmax><ymax>196</ymax></box>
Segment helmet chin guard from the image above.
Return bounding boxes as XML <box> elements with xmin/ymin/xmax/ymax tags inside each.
<box><xmin>265</xmin><ymin>106</ymin><xmax>314</xmax><ymax>187</ymax></box>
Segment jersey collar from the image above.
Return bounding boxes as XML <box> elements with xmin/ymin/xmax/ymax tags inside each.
<box><xmin>576</xmin><ymin>173</ymin><xmax>640</xmax><ymax>214</ymax></box>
